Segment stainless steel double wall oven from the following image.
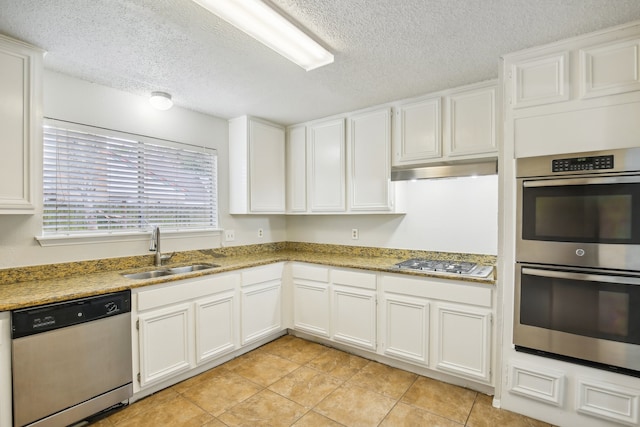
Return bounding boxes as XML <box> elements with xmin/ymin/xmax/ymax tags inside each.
<box><xmin>515</xmin><ymin>148</ymin><xmax>640</xmax><ymax>375</ymax></box>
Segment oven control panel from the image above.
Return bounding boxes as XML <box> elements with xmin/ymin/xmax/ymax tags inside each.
<box><xmin>552</xmin><ymin>155</ymin><xmax>614</xmax><ymax>172</ymax></box>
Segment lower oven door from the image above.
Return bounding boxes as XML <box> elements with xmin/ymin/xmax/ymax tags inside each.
<box><xmin>514</xmin><ymin>264</ymin><xmax>640</xmax><ymax>373</ymax></box>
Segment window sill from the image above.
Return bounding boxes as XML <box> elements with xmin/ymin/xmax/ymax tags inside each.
<box><xmin>35</xmin><ymin>229</ymin><xmax>221</xmax><ymax>247</ymax></box>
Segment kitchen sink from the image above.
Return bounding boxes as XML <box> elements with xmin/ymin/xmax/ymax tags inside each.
<box><xmin>122</xmin><ymin>263</ymin><xmax>220</xmax><ymax>279</ymax></box>
<box><xmin>167</xmin><ymin>264</ymin><xmax>220</xmax><ymax>274</ymax></box>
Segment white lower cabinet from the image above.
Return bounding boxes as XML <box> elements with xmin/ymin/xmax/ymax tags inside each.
<box><xmin>381</xmin><ymin>293</ymin><xmax>430</xmax><ymax>365</ymax></box>
<box><xmin>331</xmin><ymin>269</ymin><xmax>377</xmax><ymax>351</ymax></box>
<box><xmin>195</xmin><ymin>291</ymin><xmax>237</xmax><ymax>364</ymax></box>
<box><xmin>134</xmin><ymin>273</ymin><xmax>240</xmax><ymax>389</ymax></box>
<box><xmin>138</xmin><ymin>303</ymin><xmax>193</xmax><ymax>387</ymax></box>
<box><xmin>0</xmin><ymin>312</ymin><xmax>11</xmax><ymax>427</ymax></box>
<box><xmin>379</xmin><ymin>273</ymin><xmax>493</xmax><ymax>385</ymax></box>
<box><xmin>292</xmin><ymin>263</ymin><xmax>330</xmax><ymax>338</ymax></box>
<box><xmin>240</xmin><ymin>263</ymin><xmax>284</xmax><ymax>345</ymax></box>
<box><xmin>434</xmin><ymin>303</ymin><xmax>492</xmax><ymax>383</ymax></box>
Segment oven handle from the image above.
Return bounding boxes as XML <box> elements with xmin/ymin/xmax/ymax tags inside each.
<box><xmin>521</xmin><ymin>267</ymin><xmax>640</xmax><ymax>286</ymax></box>
<box><xmin>523</xmin><ymin>175</ymin><xmax>640</xmax><ymax>187</ymax></box>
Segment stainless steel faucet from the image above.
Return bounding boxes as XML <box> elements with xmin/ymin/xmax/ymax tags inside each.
<box><xmin>149</xmin><ymin>226</ymin><xmax>172</xmax><ymax>266</ymax></box>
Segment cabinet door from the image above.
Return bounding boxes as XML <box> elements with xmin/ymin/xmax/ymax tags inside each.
<box><xmin>249</xmin><ymin>119</ymin><xmax>286</xmax><ymax>212</ymax></box>
<box><xmin>308</xmin><ymin>118</ymin><xmax>346</xmax><ymax>212</ymax></box>
<box><xmin>195</xmin><ymin>291</ymin><xmax>237</xmax><ymax>365</ymax></box>
<box><xmin>0</xmin><ymin>36</ymin><xmax>42</xmax><ymax>213</ymax></box>
<box><xmin>286</xmin><ymin>125</ymin><xmax>307</xmax><ymax>212</ymax></box>
<box><xmin>332</xmin><ymin>285</ymin><xmax>376</xmax><ymax>350</ymax></box>
<box><xmin>241</xmin><ymin>281</ymin><xmax>282</xmax><ymax>345</ymax></box>
<box><xmin>349</xmin><ymin>108</ymin><xmax>392</xmax><ymax>211</ymax></box>
<box><xmin>446</xmin><ymin>85</ymin><xmax>497</xmax><ymax>157</ymax></box>
<box><xmin>394</xmin><ymin>97</ymin><xmax>442</xmax><ymax>166</ymax></box>
<box><xmin>580</xmin><ymin>38</ymin><xmax>640</xmax><ymax>99</ymax></box>
<box><xmin>138</xmin><ymin>303</ymin><xmax>193</xmax><ymax>387</ymax></box>
<box><xmin>434</xmin><ymin>303</ymin><xmax>491</xmax><ymax>383</ymax></box>
<box><xmin>382</xmin><ymin>293</ymin><xmax>429</xmax><ymax>365</ymax></box>
<box><xmin>293</xmin><ymin>280</ymin><xmax>330</xmax><ymax>337</ymax></box>
<box><xmin>510</xmin><ymin>52</ymin><xmax>570</xmax><ymax>108</ymax></box>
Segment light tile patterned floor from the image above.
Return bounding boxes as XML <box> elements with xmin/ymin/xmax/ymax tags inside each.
<box><xmin>93</xmin><ymin>335</ymin><xmax>552</xmax><ymax>426</ymax></box>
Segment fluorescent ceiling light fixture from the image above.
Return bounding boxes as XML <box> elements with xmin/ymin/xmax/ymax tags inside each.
<box><xmin>149</xmin><ymin>92</ymin><xmax>173</xmax><ymax>110</ymax></box>
<box><xmin>193</xmin><ymin>0</ymin><xmax>334</xmax><ymax>71</ymax></box>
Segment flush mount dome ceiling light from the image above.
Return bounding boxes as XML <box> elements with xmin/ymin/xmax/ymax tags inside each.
<box><xmin>149</xmin><ymin>91</ymin><xmax>173</xmax><ymax>110</ymax></box>
<box><xmin>192</xmin><ymin>0</ymin><xmax>334</xmax><ymax>71</ymax></box>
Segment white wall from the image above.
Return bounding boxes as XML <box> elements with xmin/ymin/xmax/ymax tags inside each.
<box><xmin>0</xmin><ymin>71</ymin><xmax>286</xmax><ymax>268</ymax></box>
<box><xmin>287</xmin><ymin>175</ymin><xmax>498</xmax><ymax>255</ymax></box>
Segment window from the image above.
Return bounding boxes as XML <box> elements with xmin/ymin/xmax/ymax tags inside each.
<box><xmin>42</xmin><ymin>120</ymin><xmax>218</xmax><ymax>236</ymax></box>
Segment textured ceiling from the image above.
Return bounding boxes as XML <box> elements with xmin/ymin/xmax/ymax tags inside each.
<box><xmin>1</xmin><ymin>1</ymin><xmax>640</xmax><ymax>125</ymax></box>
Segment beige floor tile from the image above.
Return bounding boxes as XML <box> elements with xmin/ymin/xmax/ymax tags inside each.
<box><xmin>265</xmin><ymin>336</ymin><xmax>329</xmax><ymax>364</ymax></box>
<box><xmin>315</xmin><ymin>384</ymin><xmax>397</xmax><ymax>427</ymax></box>
<box><xmin>217</xmin><ymin>389</ymin><xmax>307</xmax><ymax>427</ymax></box>
<box><xmin>181</xmin><ymin>370</ymin><xmax>262</xmax><ymax>416</ymax></box>
<box><xmin>401</xmin><ymin>376</ymin><xmax>477</xmax><ymax>424</ymax></box>
<box><xmin>269</xmin><ymin>366</ymin><xmax>343</xmax><ymax>408</ymax></box>
<box><xmin>222</xmin><ymin>350</ymin><xmax>261</xmax><ymax>371</ymax></box>
<box><xmin>306</xmin><ymin>347</ymin><xmax>369</xmax><ymax>381</ymax></box>
<box><xmin>233</xmin><ymin>352</ymin><xmax>301</xmax><ymax>386</ymax></box>
<box><xmin>88</xmin><ymin>417</ymin><xmax>114</xmax><ymax>426</ymax></box>
<box><xmin>380</xmin><ymin>402</ymin><xmax>463</xmax><ymax>427</ymax></box>
<box><xmin>107</xmin><ymin>388</ymin><xmax>179</xmax><ymax>425</ymax></box>
<box><xmin>292</xmin><ymin>410</ymin><xmax>344</xmax><ymax>427</ymax></box>
<box><xmin>112</xmin><ymin>395</ymin><xmax>213</xmax><ymax>427</ymax></box>
<box><xmin>171</xmin><ymin>364</ymin><xmax>229</xmax><ymax>394</ymax></box>
<box><xmin>201</xmin><ymin>418</ymin><xmax>228</xmax><ymax>427</ymax></box>
<box><xmin>347</xmin><ymin>361</ymin><xmax>417</xmax><ymax>399</ymax></box>
<box><xmin>466</xmin><ymin>393</ymin><xmax>553</xmax><ymax>427</ymax></box>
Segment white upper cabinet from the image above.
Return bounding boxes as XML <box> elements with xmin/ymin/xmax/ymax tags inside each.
<box><xmin>580</xmin><ymin>38</ymin><xmax>640</xmax><ymax>99</ymax></box>
<box><xmin>446</xmin><ymin>84</ymin><xmax>497</xmax><ymax>157</ymax></box>
<box><xmin>393</xmin><ymin>80</ymin><xmax>498</xmax><ymax>167</ymax></box>
<box><xmin>229</xmin><ymin>116</ymin><xmax>285</xmax><ymax>214</ymax></box>
<box><xmin>510</xmin><ymin>52</ymin><xmax>570</xmax><ymax>108</ymax></box>
<box><xmin>307</xmin><ymin>118</ymin><xmax>346</xmax><ymax>212</ymax></box>
<box><xmin>394</xmin><ymin>97</ymin><xmax>442</xmax><ymax>165</ymax></box>
<box><xmin>286</xmin><ymin>125</ymin><xmax>307</xmax><ymax>213</ymax></box>
<box><xmin>0</xmin><ymin>35</ymin><xmax>43</xmax><ymax>214</ymax></box>
<box><xmin>349</xmin><ymin>108</ymin><xmax>392</xmax><ymax>211</ymax></box>
<box><xmin>504</xmin><ymin>21</ymin><xmax>640</xmax><ymax>157</ymax></box>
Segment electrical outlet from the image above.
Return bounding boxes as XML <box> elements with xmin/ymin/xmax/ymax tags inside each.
<box><xmin>352</xmin><ymin>228</ymin><xmax>359</xmax><ymax>240</ymax></box>
<box><xmin>258</xmin><ymin>228</ymin><xmax>263</xmax><ymax>238</ymax></box>
<box><xmin>225</xmin><ymin>229</ymin><xmax>235</xmax><ymax>241</ymax></box>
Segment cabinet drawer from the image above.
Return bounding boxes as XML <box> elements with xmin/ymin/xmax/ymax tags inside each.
<box><xmin>381</xmin><ymin>274</ymin><xmax>492</xmax><ymax>308</ymax></box>
<box><xmin>137</xmin><ymin>273</ymin><xmax>239</xmax><ymax>311</ymax></box>
<box><xmin>331</xmin><ymin>268</ymin><xmax>376</xmax><ymax>290</ymax></box>
<box><xmin>292</xmin><ymin>263</ymin><xmax>329</xmax><ymax>282</ymax></box>
<box><xmin>242</xmin><ymin>263</ymin><xmax>284</xmax><ymax>286</ymax></box>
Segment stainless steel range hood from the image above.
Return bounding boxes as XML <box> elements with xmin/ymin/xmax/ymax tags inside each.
<box><xmin>391</xmin><ymin>159</ymin><xmax>498</xmax><ymax>181</ymax></box>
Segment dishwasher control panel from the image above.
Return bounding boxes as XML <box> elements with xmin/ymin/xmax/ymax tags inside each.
<box><xmin>11</xmin><ymin>290</ymin><xmax>131</xmax><ymax>338</ymax></box>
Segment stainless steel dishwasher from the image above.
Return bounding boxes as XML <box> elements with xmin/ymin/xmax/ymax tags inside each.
<box><xmin>11</xmin><ymin>290</ymin><xmax>132</xmax><ymax>427</ymax></box>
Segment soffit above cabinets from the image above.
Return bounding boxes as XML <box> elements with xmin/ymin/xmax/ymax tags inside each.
<box><xmin>1</xmin><ymin>1</ymin><xmax>640</xmax><ymax>125</ymax></box>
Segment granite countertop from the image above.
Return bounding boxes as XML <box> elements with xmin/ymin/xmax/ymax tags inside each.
<box><xmin>0</xmin><ymin>242</ymin><xmax>497</xmax><ymax>311</ymax></box>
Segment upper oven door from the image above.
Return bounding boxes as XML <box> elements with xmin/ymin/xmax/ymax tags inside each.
<box><xmin>517</xmin><ymin>174</ymin><xmax>640</xmax><ymax>270</ymax></box>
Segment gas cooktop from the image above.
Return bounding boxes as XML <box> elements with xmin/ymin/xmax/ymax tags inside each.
<box><xmin>392</xmin><ymin>258</ymin><xmax>494</xmax><ymax>278</ymax></box>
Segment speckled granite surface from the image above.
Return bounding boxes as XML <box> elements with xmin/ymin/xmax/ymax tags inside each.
<box><xmin>0</xmin><ymin>242</ymin><xmax>496</xmax><ymax>310</ymax></box>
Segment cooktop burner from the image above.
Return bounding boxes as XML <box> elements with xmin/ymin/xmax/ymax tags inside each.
<box><xmin>392</xmin><ymin>258</ymin><xmax>493</xmax><ymax>278</ymax></box>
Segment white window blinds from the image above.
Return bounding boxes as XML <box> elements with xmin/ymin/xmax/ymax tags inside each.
<box><xmin>43</xmin><ymin>120</ymin><xmax>218</xmax><ymax>235</ymax></box>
